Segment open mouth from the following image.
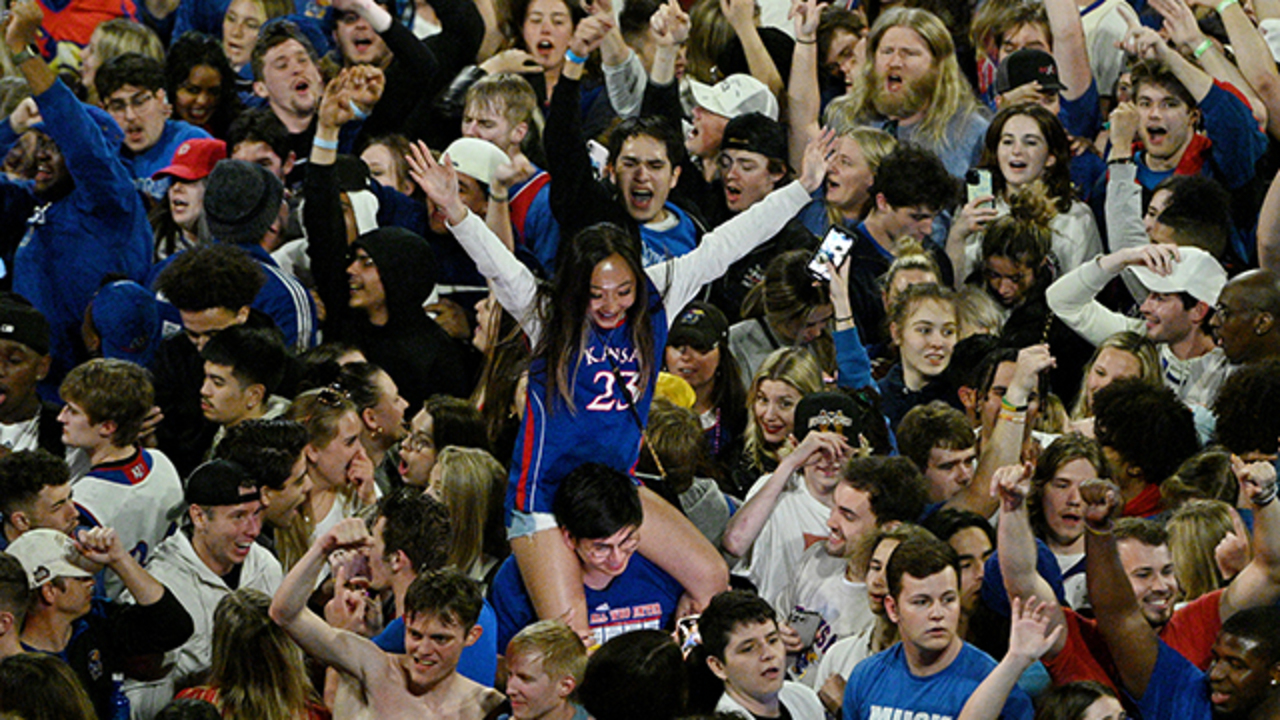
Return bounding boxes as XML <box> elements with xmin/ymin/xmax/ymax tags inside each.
<box><xmin>725</xmin><ymin>185</ymin><xmax>742</xmax><ymax>204</ymax></box>
<box><xmin>884</xmin><ymin>74</ymin><xmax>903</xmax><ymax>92</ymax></box>
<box><xmin>1146</xmin><ymin>126</ymin><xmax>1167</xmax><ymax>144</ymax></box>
<box><xmin>629</xmin><ymin>188</ymin><xmax>654</xmax><ymax>210</ymax></box>
<box><xmin>535</xmin><ymin>39</ymin><xmax>554</xmax><ymax>56</ymax></box>
<box><xmin>353</xmin><ymin>37</ymin><xmax>374</xmax><ymax>51</ymax></box>
<box><xmin>294</xmin><ymin>78</ymin><xmax>312</xmax><ymax>97</ymax></box>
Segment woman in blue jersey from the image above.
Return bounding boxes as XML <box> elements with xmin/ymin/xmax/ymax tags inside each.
<box><xmin>407</xmin><ymin>129</ymin><xmax>834</xmax><ymax>643</ymax></box>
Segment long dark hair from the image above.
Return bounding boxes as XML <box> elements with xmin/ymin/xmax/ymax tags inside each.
<box><xmin>981</xmin><ymin>102</ymin><xmax>1073</xmax><ymax>212</ymax></box>
<box><xmin>166</xmin><ymin>31</ymin><xmax>242</xmax><ymax>139</ymax></box>
<box><xmin>538</xmin><ymin>223</ymin><xmax>654</xmax><ymax>410</ymax></box>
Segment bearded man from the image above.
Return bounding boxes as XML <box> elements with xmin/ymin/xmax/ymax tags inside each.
<box><xmin>826</xmin><ymin>7</ymin><xmax>989</xmax><ymax>179</ymax></box>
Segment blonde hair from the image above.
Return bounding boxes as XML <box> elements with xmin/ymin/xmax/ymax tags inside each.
<box><xmin>433</xmin><ymin>446</ymin><xmax>508</xmax><ymax>579</ymax></box>
<box><xmin>816</xmin><ymin>125</ymin><xmax>898</xmax><ymax>223</ymax></box>
<box><xmin>742</xmin><ymin>348</ymin><xmax>823</xmax><ymax>473</ymax></box>
<box><xmin>836</xmin><ymin>7</ymin><xmax>982</xmax><ymax>150</ymax></box>
<box><xmin>954</xmin><ymin>285</ymin><xmax>1004</xmax><ymax>338</ymax></box>
<box><xmin>1167</xmin><ymin>499</ymin><xmax>1241</xmax><ymax>602</ymax></box>
<box><xmin>89</xmin><ymin>19</ymin><xmax>164</xmax><ymax>65</ymax></box>
<box><xmin>506</xmin><ymin>620</ymin><xmax>588</xmax><ymax>685</ymax></box>
<box><xmin>686</xmin><ymin>0</ymin><xmax>738</xmax><ymax>83</ymax></box>
<box><xmin>1070</xmin><ymin>331</ymin><xmax>1161</xmax><ymax>420</ymax></box>
<box><xmin>208</xmin><ymin>589</ymin><xmax>317</xmax><ymax>720</ymax></box>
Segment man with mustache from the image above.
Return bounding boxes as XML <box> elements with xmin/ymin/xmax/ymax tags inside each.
<box><xmin>830</xmin><ymin>7</ymin><xmax>988</xmax><ymax>179</ymax></box>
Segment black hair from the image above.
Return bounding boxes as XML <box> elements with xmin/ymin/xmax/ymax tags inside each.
<box><xmin>154</xmin><ymin>244</ymin><xmax>265</xmax><ymax>312</ymax></box>
<box><xmin>579</xmin><ymin>630</ymin><xmax>686</xmax><ymax>720</ymax></box>
<box><xmin>552</xmin><ymin>466</ymin><xmax>645</xmax><ymax>538</ymax></box>
<box><xmin>227</xmin><ymin>108</ymin><xmax>292</xmax><ymax>165</ymax></box>
<box><xmin>869</xmin><ymin>144</ymin><xmax>960</xmax><ymax>212</ymax></box>
<box><xmin>404</xmin><ymin>568</ymin><xmax>483</xmax><ymax>627</ymax></box>
<box><xmin>213</xmin><ymin>418</ymin><xmax>309</xmax><ymax>490</ymax></box>
<box><xmin>945</xmin><ymin>333</ymin><xmax>1001</xmax><ymax>392</ymax></box>
<box><xmin>424</xmin><ymin>395</ymin><xmax>490</xmax><ymax>454</ymax></box>
<box><xmin>1152</xmin><ymin>175</ymin><xmax>1231</xmax><ymax>259</ymax></box>
<box><xmin>607</xmin><ymin>116</ymin><xmax>688</xmax><ymax>175</ymax></box>
<box><xmin>552</xmin><ymin>463</ymin><xmax>644</xmax><ymax>540</ymax></box>
<box><xmin>1222</xmin><ymin>606</ymin><xmax>1280</xmax><ymax>666</ymax></box>
<box><xmin>201</xmin><ymin>324</ymin><xmax>288</xmax><ymax>395</ymax></box>
<box><xmin>886</xmin><ymin>535</ymin><xmax>959</xmax><ymax>599</ymax></box>
<box><xmin>842</xmin><ymin>456</ymin><xmax>930</xmax><ymax>526</ymax></box>
<box><xmin>0</xmin><ymin>450</ymin><xmax>70</xmax><ymax>519</ymax></box>
<box><xmin>697</xmin><ymin>590</ymin><xmax>776</xmax><ymax>660</ymax></box>
<box><xmin>1094</xmin><ymin>378</ymin><xmax>1198</xmax><ymax>485</ymax></box>
<box><xmin>95</xmin><ymin>52</ymin><xmax>165</xmax><ymax>100</ymax></box>
<box><xmin>974</xmin><ymin>346</ymin><xmax>1050</xmax><ymax>405</ymax></box>
<box><xmin>1212</xmin><ymin>360</ymin><xmax>1280</xmax><ymax>455</ymax></box>
<box><xmin>0</xmin><ymin>654</ymin><xmax>97</xmax><ymax>720</ymax></box>
<box><xmin>378</xmin><ymin>488</ymin><xmax>452</xmax><ymax>574</ymax></box>
<box><xmin>165</xmin><ymin>31</ymin><xmax>241</xmax><ymax>138</ymax></box>
<box><xmin>1033</xmin><ymin>682</ymin><xmax>1118</xmax><ymax>720</ymax></box>
<box><xmin>0</xmin><ymin>553</ymin><xmax>29</xmax><ymax>627</ymax></box>
<box><xmin>618</xmin><ymin>0</ymin><xmax>662</xmax><ymax>44</ymax></box>
<box><xmin>922</xmin><ymin>507</ymin><xmax>995</xmax><ymax>546</ymax></box>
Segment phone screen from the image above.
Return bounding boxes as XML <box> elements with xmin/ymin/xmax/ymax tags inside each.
<box><xmin>809</xmin><ymin>226</ymin><xmax>856</xmax><ymax>281</ymax></box>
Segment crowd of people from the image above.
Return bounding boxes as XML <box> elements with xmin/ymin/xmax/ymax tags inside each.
<box><xmin>2</xmin><ymin>0</ymin><xmax>1280</xmax><ymax>714</ymax></box>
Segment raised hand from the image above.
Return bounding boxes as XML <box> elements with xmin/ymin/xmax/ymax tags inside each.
<box><xmin>1108</xmin><ymin>102</ymin><xmax>1140</xmax><ymax>153</ymax></box>
<box><xmin>346</xmin><ymin>64</ymin><xmax>385</xmax><ymax>114</ymax></box>
<box><xmin>1080</xmin><ymin>478</ymin><xmax>1123</xmax><ymax>533</ymax></box>
<box><xmin>320</xmin><ymin>517</ymin><xmax>373</xmax><ymax>556</ymax></box>
<box><xmin>4</xmin><ymin>0</ymin><xmax>43</xmax><ymax>53</ymax></box>
<box><xmin>407</xmin><ymin>140</ymin><xmax>466</xmax><ymax>224</ymax></box>
<box><xmin>1007</xmin><ymin>596</ymin><xmax>1065</xmax><ymax>663</ymax></box>
<box><xmin>569</xmin><ymin>14</ymin><xmax>615</xmax><ymax>57</ymax></box>
<box><xmin>992</xmin><ymin>462</ymin><xmax>1034</xmax><ymax>512</ymax></box>
<box><xmin>800</xmin><ymin>128</ymin><xmax>838</xmax><ymax>193</ymax></box>
<box><xmin>789</xmin><ymin>0</ymin><xmax>824</xmax><ymax>42</ymax></box>
<box><xmin>480</xmin><ymin>48</ymin><xmax>542</xmax><ymax>75</ymax></box>
<box><xmin>1233</xmin><ymin>455</ymin><xmax>1279</xmax><ymax>508</ymax></box>
<box><xmin>650</xmin><ymin>0</ymin><xmax>690</xmax><ymax>46</ymax></box>
<box><xmin>318</xmin><ymin>71</ymin><xmax>355</xmax><ymax>130</ymax></box>
<box><xmin>1148</xmin><ymin>0</ymin><xmax>1207</xmax><ymax>53</ymax></box>
<box><xmin>1010</xmin><ymin>344</ymin><xmax>1055</xmax><ymax>399</ymax></box>
<box><xmin>7</xmin><ymin>97</ymin><xmax>41</xmax><ymax>135</ymax></box>
<box><xmin>73</xmin><ymin>526</ymin><xmax>125</xmax><ymax>569</ymax></box>
<box><xmin>721</xmin><ymin>0</ymin><xmax>755</xmax><ymax>33</ymax></box>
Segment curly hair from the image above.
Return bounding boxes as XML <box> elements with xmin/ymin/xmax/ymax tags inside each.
<box><xmin>154</xmin><ymin>244</ymin><xmax>266</xmax><ymax>312</ymax></box>
<box><xmin>1212</xmin><ymin>358</ymin><xmax>1280</xmax><ymax>455</ymax></box>
<box><xmin>1094</xmin><ymin>378</ymin><xmax>1198</xmax><ymax>486</ymax></box>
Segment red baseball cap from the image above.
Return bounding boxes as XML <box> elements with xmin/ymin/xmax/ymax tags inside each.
<box><xmin>153</xmin><ymin>138</ymin><xmax>228</xmax><ymax>182</ymax></box>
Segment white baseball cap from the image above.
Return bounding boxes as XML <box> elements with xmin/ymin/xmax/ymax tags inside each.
<box><xmin>688</xmin><ymin>74</ymin><xmax>779</xmax><ymax>121</ymax></box>
<box><xmin>1129</xmin><ymin>246</ymin><xmax>1227</xmax><ymax>306</ymax></box>
<box><xmin>7</xmin><ymin>529</ymin><xmax>93</xmax><ymax>589</ymax></box>
<box><xmin>443</xmin><ymin>137</ymin><xmax>509</xmax><ymax>186</ymax></box>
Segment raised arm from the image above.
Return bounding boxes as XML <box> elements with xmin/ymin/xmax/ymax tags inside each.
<box><xmin>5</xmin><ymin>2</ymin><xmax>55</xmax><ymax>95</ymax></box>
<box><xmin>269</xmin><ymin>518</ymin><xmax>391</xmax><ymax>685</ymax></box>
<box><xmin>76</xmin><ymin>527</ymin><xmax>166</xmax><ymax>606</ymax></box>
<box><xmin>307</xmin><ymin>69</ymin><xmax>385</xmax><ymax>324</ymax></box>
<box><xmin>1148</xmin><ymin>0</ymin><xmax>1268</xmax><ymax>128</ymax></box>
<box><xmin>1045</xmin><ymin>246</ymin><xmax>1168</xmax><ymax>345</ymax></box>
<box><xmin>721</xmin><ymin>431</ymin><xmax>852</xmax><ymax>557</ymax></box>
<box><xmin>957</xmin><ymin>346</ymin><xmax>1054</xmax><ymax>518</ymax></box>
<box><xmin>1219</xmin><ymin>459</ymin><xmax>1280</xmax><ymax>620</ymax></box>
<box><xmin>787</xmin><ymin>0</ymin><xmax>822</xmax><ymax>170</ymax></box>
<box><xmin>1082</xmin><ymin>479</ymin><xmax>1160</xmax><ymax>698</ymax></box>
<box><xmin>959</xmin><ymin>597</ymin><xmax>1063</xmax><ymax>720</ymax></box>
<box><xmin>994</xmin><ymin>463</ymin><xmax>1067</xmax><ymax>656</ymax></box>
<box><xmin>653</xmin><ymin>130</ymin><xmax>834</xmax><ymax>312</ymax></box>
<box><xmin>1043</xmin><ymin>0</ymin><xmax>1093</xmax><ymax>101</ymax></box>
<box><xmin>1261</xmin><ymin>171</ymin><xmax>1280</xmax><ymax>272</ymax></box>
<box><xmin>1101</xmin><ymin>104</ymin><xmax>1151</xmax><ymax>254</ymax></box>
<box><xmin>408</xmin><ymin>140</ymin><xmax>541</xmax><ymax>336</ymax></box>
<box><xmin>829</xmin><ymin>256</ymin><xmax>873</xmax><ymax>389</ymax></box>
<box><xmin>721</xmin><ymin>0</ymin><xmax>784</xmax><ymax>97</ymax></box>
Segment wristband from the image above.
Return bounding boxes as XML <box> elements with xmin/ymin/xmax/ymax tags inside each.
<box><xmin>997</xmin><ymin>410</ymin><xmax>1027</xmax><ymax>424</ymax></box>
<box><xmin>1256</xmin><ymin>482</ymin><xmax>1277</xmax><ymax>508</ymax></box>
<box><xmin>490</xmin><ymin>192</ymin><xmax>509</xmax><ymax>202</ymax></box>
<box><xmin>834</xmin><ymin>316</ymin><xmax>853</xmax><ymax>323</ymax></box>
<box><xmin>1000</xmin><ymin>396</ymin><xmax>1028</xmax><ymax>413</ymax></box>
<box><xmin>348</xmin><ymin>100</ymin><xmax>370</xmax><ymax>121</ymax></box>
<box><xmin>313</xmin><ymin>136</ymin><xmax>339</xmax><ymax>151</ymax></box>
<box><xmin>1217</xmin><ymin>0</ymin><xmax>1239</xmax><ymax>13</ymax></box>
<box><xmin>1192</xmin><ymin>38</ymin><xmax>1213</xmax><ymax>59</ymax></box>
<box><xmin>565</xmin><ymin>48</ymin><xmax>588</xmax><ymax>65</ymax></box>
<box><xmin>10</xmin><ymin>45</ymin><xmax>37</xmax><ymax>65</ymax></box>
<box><xmin>1086</xmin><ymin>524</ymin><xmax>1113</xmax><ymax>536</ymax></box>
<box><xmin>796</xmin><ymin>37</ymin><xmax>817</xmax><ymax>44</ymax></box>
<box><xmin>1107</xmin><ymin>156</ymin><xmax>1135</xmax><ymax>165</ymax></box>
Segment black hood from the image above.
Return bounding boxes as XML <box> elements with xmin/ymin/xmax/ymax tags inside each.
<box><xmin>352</xmin><ymin>227</ymin><xmax>437</xmax><ymax>321</ymax></box>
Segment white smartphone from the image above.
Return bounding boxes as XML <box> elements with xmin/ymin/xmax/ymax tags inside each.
<box><xmin>808</xmin><ymin>226</ymin><xmax>856</xmax><ymax>281</ymax></box>
<box><xmin>967</xmin><ymin>168</ymin><xmax>994</xmax><ymax>209</ymax></box>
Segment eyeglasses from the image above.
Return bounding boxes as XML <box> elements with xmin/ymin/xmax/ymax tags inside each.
<box><xmin>581</xmin><ymin>529</ymin><xmax>640</xmax><ymax>562</ymax></box>
<box><xmin>105</xmin><ymin>91</ymin><xmax>156</xmax><ymax>114</ymax></box>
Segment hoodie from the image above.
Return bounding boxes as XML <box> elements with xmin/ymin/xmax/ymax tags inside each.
<box><xmin>123</xmin><ymin>528</ymin><xmax>282</xmax><ymax>719</ymax></box>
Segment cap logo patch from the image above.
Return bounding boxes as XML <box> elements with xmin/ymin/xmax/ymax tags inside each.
<box><xmin>808</xmin><ymin>410</ymin><xmax>853</xmax><ymax>432</ymax></box>
<box><xmin>33</xmin><ymin>566</ymin><xmax>49</xmax><ymax>584</ymax></box>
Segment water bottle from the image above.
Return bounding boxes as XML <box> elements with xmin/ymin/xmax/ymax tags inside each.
<box><xmin>110</xmin><ymin>673</ymin><xmax>130</xmax><ymax>720</ymax></box>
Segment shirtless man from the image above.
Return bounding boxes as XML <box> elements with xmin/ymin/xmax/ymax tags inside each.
<box><xmin>270</xmin><ymin>517</ymin><xmax>504</xmax><ymax>719</ymax></box>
